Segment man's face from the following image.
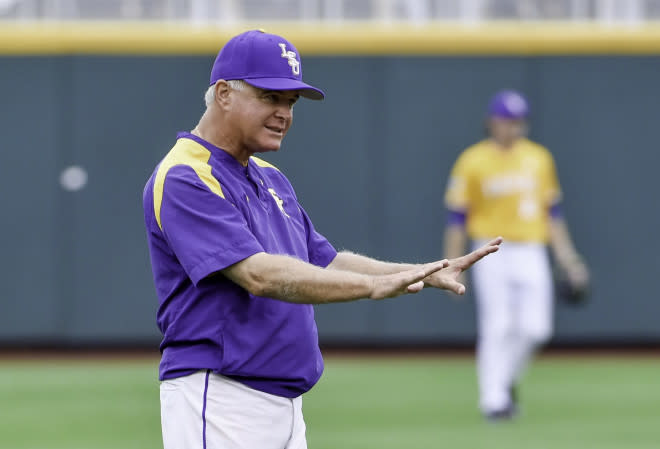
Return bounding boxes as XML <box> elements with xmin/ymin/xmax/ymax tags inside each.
<box><xmin>489</xmin><ymin>117</ymin><xmax>527</xmax><ymax>143</ymax></box>
<box><xmin>227</xmin><ymin>83</ymin><xmax>300</xmax><ymax>154</ymax></box>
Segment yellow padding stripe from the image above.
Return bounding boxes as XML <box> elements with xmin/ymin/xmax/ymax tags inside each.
<box><xmin>153</xmin><ymin>138</ymin><xmax>225</xmax><ymax>230</ymax></box>
<box><xmin>250</xmin><ymin>156</ymin><xmax>280</xmax><ymax>171</ymax></box>
<box><xmin>3</xmin><ymin>22</ymin><xmax>660</xmax><ymax>55</ymax></box>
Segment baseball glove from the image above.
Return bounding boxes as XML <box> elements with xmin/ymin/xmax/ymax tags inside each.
<box><xmin>554</xmin><ymin>265</ymin><xmax>590</xmax><ymax>306</ymax></box>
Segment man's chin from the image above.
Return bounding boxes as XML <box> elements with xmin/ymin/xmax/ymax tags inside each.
<box><xmin>258</xmin><ymin>141</ymin><xmax>283</xmax><ymax>153</ymax></box>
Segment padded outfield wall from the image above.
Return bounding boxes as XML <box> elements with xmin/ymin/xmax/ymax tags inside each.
<box><xmin>0</xmin><ymin>23</ymin><xmax>658</xmax><ymax>345</ymax></box>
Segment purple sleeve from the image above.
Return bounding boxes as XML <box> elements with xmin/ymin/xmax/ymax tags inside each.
<box><xmin>160</xmin><ymin>166</ymin><xmax>264</xmax><ymax>285</ymax></box>
<box><xmin>549</xmin><ymin>202</ymin><xmax>563</xmax><ymax>219</ymax></box>
<box><xmin>447</xmin><ymin>209</ymin><xmax>467</xmax><ymax>226</ymax></box>
<box><xmin>299</xmin><ymin>206</ymin><xmax>337</xmax><ymax>268</ymax></box>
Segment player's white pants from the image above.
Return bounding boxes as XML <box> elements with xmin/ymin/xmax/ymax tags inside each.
<box><xmin>471</xmin><ymin>240</ymin><xmax>553</xmax><ymax>414</ymax></box>
<box><xmin>160</xmin><ymin>370</ymin><xmax>307</xmax><ymax>449</ymax></box>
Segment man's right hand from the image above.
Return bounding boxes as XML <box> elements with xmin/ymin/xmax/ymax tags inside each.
<box><xmin>369</xmin><ymin>260</ymin><xmax>449</xmax><ymax>300</ymax></box>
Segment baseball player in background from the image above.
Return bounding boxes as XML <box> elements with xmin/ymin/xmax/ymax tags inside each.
<box><xmin>443</xmin><ymin>89</ymin><xmax>589</xmax><ymax>421</ymax></box>
<box><xmin>143</xmin><ymin>29</ymin><xmax>502</xmax><ymax>449</ymax></box>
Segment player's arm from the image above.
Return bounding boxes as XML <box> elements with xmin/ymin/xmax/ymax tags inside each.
<box><xmin>548</xmin><ymin>209</ymin><xmax>589</xmax><ymax>289</ymax></box>
<box><xmin>439</xmin><ymin>209</ymin><xmax>470</xmax><ymax>294</ymax></box>
<box><xmin>443</xmin><ymin>211</ymin><xmax>468</xmax><ymax>260</ymax></box>
<box><xmin>548</xmin><ymin>216</ymin><xmax>581</xmax><ymax>267</ymax></box>
<box><xmin>441</xmin><ymin>156</ymin><xmax>474</xmax><ymax>291</ymax></box>
<box><xmin>221</xmin><ymin>252</ymin><xmax>448</xmax><ymax>304</ymax></box>
<box><xmin>543</xmin><ymin>153</ymin><xmax>588</xmax><ymax>288</ymax></box>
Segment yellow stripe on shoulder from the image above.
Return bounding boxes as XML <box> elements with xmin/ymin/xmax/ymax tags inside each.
<box><xmin>153</xmin><ymin>138</ymin><xmax>225</xmax><ymax>230</ymax></box>
<box><xmin>250</xmin><ymin>156</ymin><xmax>280</xmax><ymax>171</ymax></box>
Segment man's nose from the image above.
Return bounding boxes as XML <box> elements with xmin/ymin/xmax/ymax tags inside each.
<box><xmin>274</xmin><ymin>102</ymin><xmax>292</xmax><ymax>120</ymax></box>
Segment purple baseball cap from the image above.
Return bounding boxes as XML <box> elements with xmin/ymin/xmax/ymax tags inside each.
<box><xmin>488</xmin><ymin>89</ymin><xmax>529</xmax><ymax>119</ymax></box>
<box><xmin>209</xmin><ymin>29</ymin><xmax>324</xmax><ymax>100</ymax></box>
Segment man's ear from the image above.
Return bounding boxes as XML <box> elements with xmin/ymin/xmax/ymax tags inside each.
<box><xmin>214</xmin><ymin>80</ymin><xmax>232</xmax><ymax>108</ymax></box>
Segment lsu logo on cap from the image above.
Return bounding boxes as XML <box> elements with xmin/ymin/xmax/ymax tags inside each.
<box><xmin>503</xmin><ymin>93</ymin><xmax>527</xmax><ymax>116</ymax></box>
<box><xmin>278</xmin><ymin>43</ymin><xmax>300</xmax><ymax>76</ymax></box>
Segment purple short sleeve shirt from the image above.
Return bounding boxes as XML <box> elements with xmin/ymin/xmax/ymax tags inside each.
<box><xmin>143</xmin><ymin>132</ymin><xmax>337</xmax><ymax>398</ymax></box>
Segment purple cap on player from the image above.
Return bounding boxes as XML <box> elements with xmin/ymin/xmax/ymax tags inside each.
<box><xmin>488</xmin><ymin>89</ymin><xmax>529</xmax><ymax>119</ymax></box>
<box><xmin>210</xmin><ymin>29</ymin><xmax>325</xmax><ymax>100</ymax></box>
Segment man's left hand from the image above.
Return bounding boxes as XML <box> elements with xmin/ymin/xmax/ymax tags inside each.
<box><xmin>424</xmin><ymin>237</ymin><xmax>503</xmax><ymax>295</ymax></box>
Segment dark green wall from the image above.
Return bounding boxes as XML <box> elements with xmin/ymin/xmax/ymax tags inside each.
<box><xmin>1</xmin><ymin>55</ymin><xmax>658</xmax><ymax>345</ymax></box>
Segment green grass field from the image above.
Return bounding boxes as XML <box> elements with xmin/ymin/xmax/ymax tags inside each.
<box><xmin>0</xmin><ymin>355</ymin><xmax>658</xmax><ymax>449</ymax></box>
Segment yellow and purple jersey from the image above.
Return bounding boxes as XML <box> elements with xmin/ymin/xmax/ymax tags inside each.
<box><xmin>445</xmin><ymin>138</ymin><xmax>561</xmax><ymax>243</ymax></box>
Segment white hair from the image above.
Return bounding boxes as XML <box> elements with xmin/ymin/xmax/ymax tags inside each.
<box><xmin>204</xmin><ymin>80</ymin><xmax>247</xmax><ymax>106</ymax></box>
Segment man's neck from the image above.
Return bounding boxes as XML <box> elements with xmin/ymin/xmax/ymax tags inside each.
<box><xmin>192</xmin><ymin>112</ymin><xmax>250</xmax><ymax>166</ymax></box>
<box><xmin>490</xmin><ymin>137</ymin><xmax>517</xmax><ymax>151</ymax></box>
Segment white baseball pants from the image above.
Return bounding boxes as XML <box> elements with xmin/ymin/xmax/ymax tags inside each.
<box><xmin>160</xmin><ymin>370</ymin><xmax>307</xmax><ymax>449</ymax></box>
<box><xmin>471</xmin><ymin>240</ymin><xmax>553</xmax><ymax>414</ymax></box>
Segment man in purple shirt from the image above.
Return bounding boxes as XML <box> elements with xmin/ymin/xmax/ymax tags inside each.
<box><xmin>143</xmin><ymin>29</ymin><xmax>502</xmax><ymax>449</ymax></box>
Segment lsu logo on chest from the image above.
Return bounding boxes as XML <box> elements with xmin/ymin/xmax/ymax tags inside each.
<box><xmin>482</xmin><ymin>173</ymin><xmax>537</xmax><ymax>197</ymax></box>
<box><xmin>278</xmin><ymin>43</ymin><xmax>300</xmax><ymax>75</ymax></box>
<box><xmin>268</xmin><ymin>188</ymin><xmax>290</xmax><ymax>218</ymax></box>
